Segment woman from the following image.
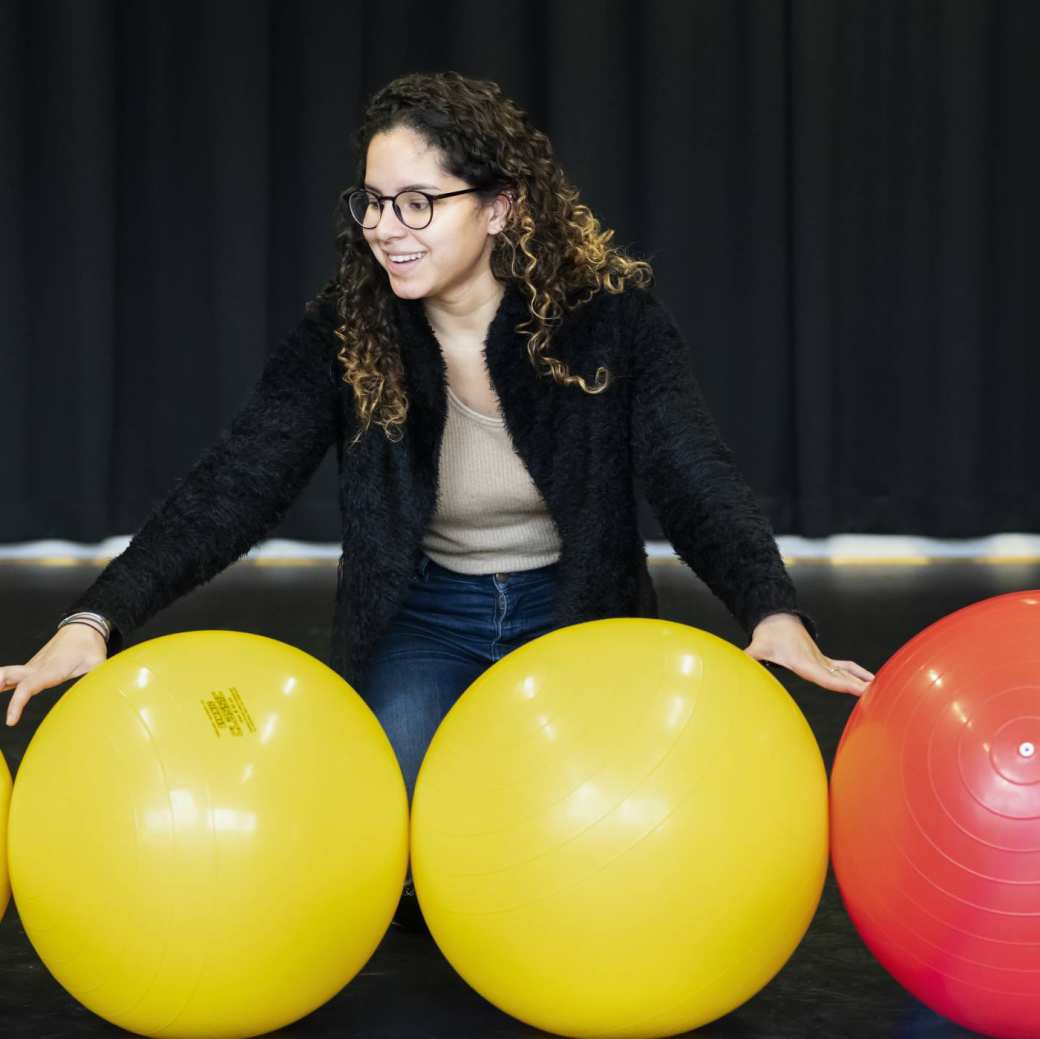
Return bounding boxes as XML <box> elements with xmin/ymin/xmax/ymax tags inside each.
<box><xmin>2</xmin><ymin>71</ymin><xmax>872</xmax><ymax>927</ymax></box>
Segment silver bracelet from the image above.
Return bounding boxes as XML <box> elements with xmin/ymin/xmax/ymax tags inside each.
<box><xmin>57</xmin><ymin>611</ymin><xmax>112</xmax><ymax>643</ymax></box>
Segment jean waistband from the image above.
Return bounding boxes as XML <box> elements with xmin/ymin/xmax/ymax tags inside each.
<box><xmin>418</xmin><ymin>552</ymin><xmax>559</xmax><ymax>584</ymax></box>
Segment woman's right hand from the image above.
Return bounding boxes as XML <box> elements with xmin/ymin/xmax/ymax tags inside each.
<box><xmin>1</xmin><ymin>625</ymin><xmax>109</xmax><ymax>727</ymax></box>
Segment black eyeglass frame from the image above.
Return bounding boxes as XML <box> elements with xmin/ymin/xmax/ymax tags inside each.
<box><xmin>343</xmin><ymin>186</ymin><xmax>485</xmax><ymax>230</ymax></box>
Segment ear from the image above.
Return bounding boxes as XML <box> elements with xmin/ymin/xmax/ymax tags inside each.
<box><xmin>487</xmin><ymin>191</ymin><xmax>513</xmax><ymax>235</ymax></box>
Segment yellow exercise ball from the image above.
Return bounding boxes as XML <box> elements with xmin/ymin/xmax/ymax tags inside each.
<box><xmin>7</xmin><ymin>630</ymin><xmax>408</xmax><ymax>1039</ymax></box>
<box><xmin>0</xmin><ymin>749</ymin><xmax>11</xmax><ymax>922</ymax></box>
<box><xmin>411</xmin><ymin>618</ymin><xmax>828</xmax><ymax>1038</ymax></box>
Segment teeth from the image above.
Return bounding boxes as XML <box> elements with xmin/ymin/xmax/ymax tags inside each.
<box><xmin>390</xmin><ymin>253</ymin><xmax>424</xmax><ymax>263</ymax></box>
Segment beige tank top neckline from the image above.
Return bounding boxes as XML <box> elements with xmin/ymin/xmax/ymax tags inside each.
<box><xmin>446</xmin><ymin>383</ymin><xmax>504</xmax><ymax>425</ymax></box>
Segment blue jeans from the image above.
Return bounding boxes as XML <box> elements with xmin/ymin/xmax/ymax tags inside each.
<box><xmin>358</xmin><ymin>552</ymin><xmax>560</xmax><ymax>885</ymax></box>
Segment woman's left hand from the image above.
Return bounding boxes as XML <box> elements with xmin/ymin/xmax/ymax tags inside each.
<box><xmin>744</xmin><ymin>612</ymin><xmax>875</xmax><ymax>697</ymax></box>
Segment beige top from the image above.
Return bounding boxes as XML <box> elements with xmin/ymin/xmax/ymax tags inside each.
<box><xmin>420</xmin><ymin>385</ymin><xmax>562</xmax><ymax>574</ymax></box>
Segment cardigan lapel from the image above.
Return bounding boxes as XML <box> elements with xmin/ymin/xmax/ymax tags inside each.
<box><xmin>391</xmin><ymin>278</ymin><xmax>533</xmax><ymax>410</ymax></box>
<box><xmin>390</xmin><ymin>280</ymin><xmax>554</xmax><ymax>498</ymax></box>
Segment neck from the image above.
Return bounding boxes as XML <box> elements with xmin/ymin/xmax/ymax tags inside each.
<box><xmin>422</xmin><ymin>272</ymin><xmax>507</xmax><ymax>345</ymax></box>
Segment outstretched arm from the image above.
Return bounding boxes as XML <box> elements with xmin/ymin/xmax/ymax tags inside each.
<box><xmin>60</xmin><ymin>299</ymin><xmax>345</xmax><ymax>653</ymax></box>
<box><xmin>626</xmin><ymin>288</ymin><xmax>873</xmax><ymax>696</ymax></box>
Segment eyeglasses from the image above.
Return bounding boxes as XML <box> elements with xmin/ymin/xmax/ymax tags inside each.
<box><xmin>343</xmin><ymin>186</ymin><xmax>484</xmax><ymax>230</ymax></box>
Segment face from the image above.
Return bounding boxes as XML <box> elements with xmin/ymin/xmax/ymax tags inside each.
<box><xmin>361</xmin><ymin>126</ymin><xmax>511</xmax><ymax>303</ymax></box>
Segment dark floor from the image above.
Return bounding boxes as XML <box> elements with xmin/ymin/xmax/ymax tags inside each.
<box><xmin>3</xmin><ymin>555</ymin><xmax>1038</xmax><ymax>1038</ymax></box>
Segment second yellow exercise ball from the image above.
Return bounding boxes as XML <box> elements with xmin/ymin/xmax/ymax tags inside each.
<box><xmin>7</xmin><ymin>630</ymin><xmax>408</xmax><ymax>1039</ymax></box>
<box><xmin>411</xmin><ymin>618</ymin><xmax>828</xmax><ymax>1038</ymax></box>
<box><xmin>0</xmin><ymin>749</ymin><xmax>11</xmax><ymax>922</ymax></box>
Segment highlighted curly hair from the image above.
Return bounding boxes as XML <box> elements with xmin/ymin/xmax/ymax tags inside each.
<box><xmin>319</xmin><ymin>70</ymin><xmax>654</xmax><ymax>445</ymax></box>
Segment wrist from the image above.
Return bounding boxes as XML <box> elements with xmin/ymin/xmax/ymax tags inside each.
<box><xmin>755</xmin><ymin>611</ymin><xmax>800</xmax><ymax>628</ymax></box>
<box><xmin>57</xmin><ymin>612</ymin><xmax>112</xmax><ymax>644</ymax></box>
<box><xmin>752</xmin><ymin>609</ymin><xmax>817</xmax><ymax>643</ymax></box>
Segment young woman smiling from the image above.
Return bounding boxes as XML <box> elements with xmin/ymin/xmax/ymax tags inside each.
<box><xmin>3</xmin><ymin>71</ymin><xmax>872</xmax><ymax>931</ymax></box>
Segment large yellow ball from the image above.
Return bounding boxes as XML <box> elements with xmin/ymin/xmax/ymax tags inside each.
<box><xmin>411</xmin><ymin>618</ymin><xmax>828</xmax><ymax>1038</ymax></box>
<box><xmin>0</xmin><ymin>750</ymin><xmax>11</xmax><ymax>922</ymax></box>
<box><xmin>8</xmin><ymin>630</ymin><xmax>408</xmax><ymax>1039</ymax></box>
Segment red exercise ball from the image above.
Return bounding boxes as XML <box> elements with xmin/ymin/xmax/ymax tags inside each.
<box><xmin>830</xmin><ymin>590</ymin><xmax>1040</xmax><ymax>1039</ymax></box>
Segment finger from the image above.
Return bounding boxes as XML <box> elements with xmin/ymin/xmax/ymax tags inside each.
<box><xmin>820</xmin><ymin>660</ymin><xmax>870</xmax><ymax>698</ymax></box>
<box><xmin>1</xmin><ymin>665</ymin><xmax>30</xmax><ymax>691</ymax></box>
<box><xmin>6</xmin><ymin>682</ymin><xmax>32</xmax><ymax>725</ymax></box>
<box><xmin>831</xmin><ymin>659</ymin><xmax>876</xmax><ymax>683</ymax></box>
<box><xmin>843</xmin><ymin>676</ymin><xmax>869</xmax><ymax>698</ymax></box>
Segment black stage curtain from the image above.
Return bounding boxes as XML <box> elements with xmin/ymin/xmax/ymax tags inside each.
<box><xmin>2</xmin><ymin>0</ymin><xmax>1035</xmax><ymax>543</ymax></box>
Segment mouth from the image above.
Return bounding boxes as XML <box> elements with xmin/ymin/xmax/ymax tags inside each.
<box><xmin>387</xmin><ymin>252</ymin><xmax>426</xmax><ymax>272</ymax></box>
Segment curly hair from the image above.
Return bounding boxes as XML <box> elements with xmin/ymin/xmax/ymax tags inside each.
<box><xmin>319</xmin><ymin>70</ymin><xmax>654</xmax><ymax>446</ymax></box>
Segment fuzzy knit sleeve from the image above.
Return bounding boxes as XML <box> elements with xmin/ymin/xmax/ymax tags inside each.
<box><xmin>60</xmin><ymin>299</ymin><xmax>344</xmax><ymax>654</ymax></box>
<box><xmin>626</xmin><ymin>287</ymin><xmax>818</xmax><ymax>643</ymax></box>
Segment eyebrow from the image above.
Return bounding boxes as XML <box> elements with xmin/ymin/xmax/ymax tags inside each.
<box><xmin>363</xmin><ymin>182</ymin><xmax>440</xmax><ymax>193</ymax></box>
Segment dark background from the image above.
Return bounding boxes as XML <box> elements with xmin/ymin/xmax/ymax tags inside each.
<box><xmin>2</xmin><ymin>0</ymin><xmax>1035</xmax><ymax>546</ymax></box>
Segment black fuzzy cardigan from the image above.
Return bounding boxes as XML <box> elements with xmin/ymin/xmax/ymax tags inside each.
<box><xmin>64</xmin><ymin>279</ymin><xmax>816</xmax><ymax>689</ymax></box>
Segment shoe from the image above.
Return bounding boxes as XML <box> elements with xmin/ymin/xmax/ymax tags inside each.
<box><xmin>391</xmin><ymin>880</ymin><xmax>429</xmax><ymax>934</ymax></box>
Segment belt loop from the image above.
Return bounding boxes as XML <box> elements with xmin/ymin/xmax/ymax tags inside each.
<box><xmin>418</xmin><ymin>553</ymin><xmax>430</xmax><ymax>580</ymax></box>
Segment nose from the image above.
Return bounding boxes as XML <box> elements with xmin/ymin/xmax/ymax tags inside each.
<box><xmin>375</xmin><ymin>198</ymin><xmax>407</xmax><ymax>235</ymax></box>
